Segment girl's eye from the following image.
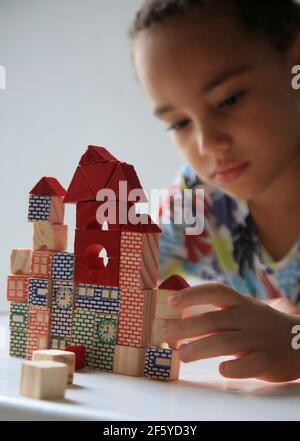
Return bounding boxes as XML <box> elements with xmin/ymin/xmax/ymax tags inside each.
<box><xmin>218</xmin><ymin>90</ymin><xmax>246</xmax><ymax>110</ymax></box>
<box><xmin>167</xmin><ymin>119</ymin><xmax>190</xmax><ymax>132</ymax></box>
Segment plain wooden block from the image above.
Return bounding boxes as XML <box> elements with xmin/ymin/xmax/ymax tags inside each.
<box><xmin>48</xmin><ymin>196</ymin><xmax>65</xmax><ymax>224</ymax></box>
<box><xmin>32</xmin><ymin>350</ymin><xmax>75</xmax><ymax>384</ymax></box>
<box><xmin>20</xmin><ymin>360</ymin><xmax>68</xmax><ymax>400</ymax></box>
<box><xmin>33</xmin><ymin>222</ymin><xmax>68</xmax><ymax>252</ymax></box>
<box><xmin>155</xmin><ymin>289</ymin><xmax>186</xmax><ymax>320</ymax></box>
<box><xmin>113</xmin><ymin>346</ymin><xmax>146</xmax><ymax>377</ymax></box>
<box><xmin>151</xmin><ymin>318</ymin><xmax>180</xmax><ymax>349</ymax></box>
<box><xmin>10</xmin><ymin>249</ymin><xmax>32</xmax><ymax>275</ymax></box>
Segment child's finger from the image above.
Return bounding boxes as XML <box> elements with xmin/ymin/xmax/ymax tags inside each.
<box><xmin>219</xmin><ymin>352</ymin><xmax>267</xmax><ymax>379</ymax></box>
<box><xmin>178</xmin><ymin>331</ymin><xmax>247</xmax><ymax>363</ymax></box>
<box><xmin>162</xmin><ymin>308</ymin><xmax>240</xmax><ymax>341</ymax></box>
<box><xmin>169</xmin><ymin>282</ymin><xmax>243</xmax><ymax>309</ymax></box>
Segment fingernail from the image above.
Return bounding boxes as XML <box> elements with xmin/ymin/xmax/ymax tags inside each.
<box><xmin>168</xmin><ymin>294</ymin><xmax>180</xmax><ymax>306</ymax></box>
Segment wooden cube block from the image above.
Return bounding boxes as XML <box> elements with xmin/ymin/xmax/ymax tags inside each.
<box><xmin>7</xmin><ymin>275</ymin><xmax>29</xmax><ymax>303</ymax></box>
<box><xmin>10</xmin><ymin>249</ymin><xmax>32</xmax><ymax>275</ymax></box>
<box><xmin>33</xmin><ymin>223</ymin><xmax>67</xmax><ymax>252</ymax></box>
<box><xmin>28</xmin><ymin>195</ymin><xmax>65</xmax><ymax>224</ymax></box>
<box><xmin>151</xmin><ymin>318</ymin><xmax>180</xmax><ymax>349</ymax></box>
<box><xmin>33</xmin><ymin>350</ymin><xmax>75</xmax><ymax>384</ymax></box>
<box><xmin>155</xmin><ymin>289</ymin><xmax>186</xmax><ymax>320</ymax></box>
<box><xmin>20</xmin><ymin>360</ymin><xmax>68</xmax><ymax>400</ymax></box>
<box><xmin>31</xmin><ymin>251</ymin><xmax>52</xmax><ymax>279</ymax></box>
<box><xmin>144</xmin><ymin>347</ymin><xmax>180</xmax><ymax>381</ymax></box>
<box><xmin>113</xmin><ymin>346</ymin><xmax>146</xmax><ymax>377</ymax></box>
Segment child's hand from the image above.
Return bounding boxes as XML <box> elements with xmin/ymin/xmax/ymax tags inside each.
<box><xmin>161</xmin><ymin>283</ymin><xmax>300</xmax><ymax>382</ymax></box>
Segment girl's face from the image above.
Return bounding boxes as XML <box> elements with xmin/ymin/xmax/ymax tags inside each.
<box><xmin>133</xmin><ymin>14</ymin><xmax>300</xmax><ymax>200</ymax></box>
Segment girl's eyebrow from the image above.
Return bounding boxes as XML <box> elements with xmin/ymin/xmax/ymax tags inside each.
<box><xmin>154</xmin><ymin>64</ymin><xmax>252</xmax><ymax>118</ymax></box>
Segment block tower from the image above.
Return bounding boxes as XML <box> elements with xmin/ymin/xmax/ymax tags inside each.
<box><xmin>7</xmin><ymin>177</ymin><xmax>73</xmax><ymax>360</ymax></box>
<box><xmin>7</xmin><ymin>146</ymin><xmax>188</xmax><ymax>381</ymax></box>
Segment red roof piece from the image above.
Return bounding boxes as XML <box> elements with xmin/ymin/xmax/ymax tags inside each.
<box><xmin>80</xmin><ymin>161</ymin><xmax>119</xmax><ymax>197</ymax></box>
<box><xmin>30</xmin><ymin>177</ymin><xmax>66</xmax><ymax>196</ymax></box>
<box><xmin>106</xmin><ymin>162</ymin><xmax>148</xmax><ymax>202</ymax></box>
<box><xmin>122</xmin><ymin>215</ymin><xmax>162</xmax><ymax>233</ymax></box>
<box><xmin>63</xmin><ymin>167</ymin><xmax>95</xmax><ymax>204</ymax></box>
<box><xmin>79</xmin><ymin>145</ymin><xmax>119</xmax><ymax>165</ymax></box>
<box><xmin>159</xmin><ymin>275</ymin><xmax>190</xmax><ymax>290</ymax></box>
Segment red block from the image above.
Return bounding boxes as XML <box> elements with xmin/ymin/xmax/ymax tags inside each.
<box><xmin>159</xmin><ymin>275</ymin><xmax>190</xmax><ymax>291</ymax></box>
<box><xmin>65</xmin><ymin>345</ymin><xmax>85</xmax><ymax>370</ymax></box>
<box><xmin>105</xmin><ymin>163</ymin><xmax>148</xmax><ymax>202</ymax></box>
<box><xmin>76</xmin><ymin>201</ymin><xmax>136</xmax><ymax>230</ymax></box>
<box><xmin>74</xmin><ymin>255</ymin><xmax>119</xmax><ymax>285</ymax></box>
<box><xmin>80</xmin><ymin>161</ymin><xmax>118</xmax><ymax>197</ymax></box>
<box><xmin>74</xmin><ymin>229</ymin><xmax>121</xmax><ymax>257</ymax></box>
<box><xmin>63</xmin><ymin>167</ymin><xmax>95</xmax><ymax>204</ymax></box>
<box><xmin>30</xmin><ymin>177</ymin><xmax>66</xmax><ymax>197</ymax></box>
<box><xmin>79</xmin><ymin>145</ymin><xmax>119</xmax><ymax>165</ymax></box>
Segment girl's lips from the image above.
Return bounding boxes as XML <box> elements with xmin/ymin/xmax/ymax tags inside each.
<box><xmin>213</xmin><ymin>162</ymin><xmax>250</xmax><ymax>184</ymax></box>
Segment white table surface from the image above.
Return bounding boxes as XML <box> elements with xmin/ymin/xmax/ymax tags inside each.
<box><xmin>1</xmin><ymin>312</ymin><xmax>300</xmax><ymax>421</ymax></box>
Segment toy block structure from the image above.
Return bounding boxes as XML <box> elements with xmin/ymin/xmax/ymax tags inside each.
<box><xmin>7</xmin><ymin>145</ymin><xmax>190</xmax><ymax>384</ymax></box>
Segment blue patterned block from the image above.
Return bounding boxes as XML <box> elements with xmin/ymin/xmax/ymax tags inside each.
<box><xmin>75</xmin><ymin>284</ymin><xmax>120</xmax><ymax>313</ymax></box>
<box><xmin>144</xmin><ymin>347</ymin><xmax>174</xmax><ymax>380</ymax></box>
<box><xmin>52</xmin><ymin>252</ymin><xmax>75</xmax><ymax>281</ymax></box>
<box><xmin>51</xmin><ymin>281</ymin><xmax>74</xmax><ymax>338</ymax></box>
<box><xmin>29</xmin><ymin>278</ymin><xmax>51</xmax><ymax>307</ymax></box>
<box><xmin>28</xmin><ymin>195</ymin><xmax>51</xmax><ymax>222</ymax></box>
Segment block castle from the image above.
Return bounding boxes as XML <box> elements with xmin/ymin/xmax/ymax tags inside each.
<box><xmin>7</xmin><ymin>145</ymin><xmax>189</xmax><ymax>381</ymax></box>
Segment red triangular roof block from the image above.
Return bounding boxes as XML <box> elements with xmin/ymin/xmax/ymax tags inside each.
<box><xmin>79</xmin><ymin>145</ymin><xmax>119</xmax><ymax>165</ymax></box>
<box><xmin>30</xmin><ymin>177</ymin><xmax>66</xmax><ymax>196</ymax></box>
<box><xmin>106</xmin><ymin>163</ymin><xmax>148</xmax><ymax>202</ymax></box>
<box><xmin>159</xmin><ymin>275</ymin><xmax>190</xmax><ymax>290</ymax></box>
<box><xmin>63</xmin><ymin>167</ymin><xmax>95</xmax><ymax>204</ymax></box>
<box><xmin>80</xmin><ymin>161</ymin><xmax>119</xmax><ymax>197</ymax></box>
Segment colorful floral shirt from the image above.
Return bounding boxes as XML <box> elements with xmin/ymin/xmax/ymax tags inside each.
<box><xmin>158</xmin><ymin>164</ymin><xmax>300</xmax><ymax>304</ymax></box>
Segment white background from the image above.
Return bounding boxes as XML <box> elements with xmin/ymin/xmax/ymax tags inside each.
<box><xmin>0</xmin><ymin>0</ymin><xmax>183</xmax><ymax>311</ymax></box>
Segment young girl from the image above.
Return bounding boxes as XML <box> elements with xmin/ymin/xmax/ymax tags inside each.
<box><xmin>129</xmin><ymin>0</ymin><xmax>300</xmax><ymax>382</ymax></box>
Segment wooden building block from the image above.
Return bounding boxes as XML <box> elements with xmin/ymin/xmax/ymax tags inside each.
<box><xmin>31</xmin><ymin>251</ymin><xmax>52</xmax><ymax>279</ymax></box>
<box><xmin>9</xmin><ymin>303</ymin><xmax>29</xmax><ymax>330</ymax></box>
<box><xmin>33</xmin><ymin>223</ymin><xmax>67</xmax><ymax>252</ymax></box>
<box><xmin>26</xmin><ymin>306</ymin><xmax>51</xmax><ymax>360</ymax></box>
<box><xmin>51</xmin><ymin>281</ymin><xmax>74</xmax><ymax>338</ymax></box>
<box><xmin>28</xmin><ymin>195</ymin><xmax>65</xmax><ymax>224</ymax></box>
<box><xmin>28</xmin><ymin>278</ymin><xmax>52</xmax><ymax>307</ymax></box>
<box><xmin>7</xmin><ymin>275</ymin><xmax>29</xmax><ymax>303</ymax></box>
<box><xmin>117</xmin><ymin>289</ymin><xmax>156</xmax><ymax>347</ymax></box>
<box><xmin>113</xmin><ymin>346</ymin><xmax>146</xmax><ymax>377</ymax></box>
<box><xmin>144</xmin><ymin>347</ymin><xmax>180</xmax><ymax>381</ymax></box>
<box><xmin>65</xmin><ymin>345</ymin><xmax>85</xmax><ymax>371</ymax></box>
<box><xmin>50</xmin><ymin>336</ymin><xmax>73</xmax><ymax>351</ymax></box>
<box><xmin>33</xmin><ymin>349</ymin><xmax>75</xmax><ymax>384</ymax></box>
<box><xmin>52</xmin><ymin>252</ymin><xmax>74</xmax><ymax>281</ymax></box>
<box><xmin>9</xmin><ymin>329</ymin><xmax>28</xmax><ymax>359</ymax></box>
<box><xmin>20</xmin><ymin>360</ymin><xmax>68</xmax><ymax>400</ymax></box>
<box><xmin>151</xmin><ymin>318</ymin><xmax>180</xmax><ymax>350</ymax></box>
<box><xmin>155</xmin><ymin>289</ymin><xmax>187</xmax><ymax>320</ymax></box>
<box><xmin>10</xmin><ymin>249</ymin><xmax>32</xmax><ymax>275</ymax></box>
<box><xmin>119</xmin><ymin>231</ymin><xmax>160</xmax><ymax>290</ymax></box>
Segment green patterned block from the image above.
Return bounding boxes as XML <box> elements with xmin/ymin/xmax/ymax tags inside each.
<box><xmin>72</xmin><ymin>308</ymin><xmax>95</xmax><ymax>367</ymax></box>
<box><xmin>49</xmin><ymin>336</ymin><xmax>73</xmax><ymax>350</ymax></box>
<box><xmin>94</xmin><ymin>313</ymin><xmax>118</xmax><ymax>345</ymax></box>
<box><xmin>9</xmin><ymin>303</ymin><xmax>29</xmax><ymax>330</ymax></box>
<box><xmin>90</xmin><ymin>342</ymin><xmax>116</xmax><ymax>372</ymax></box>
<box><xmin>9</xmin><ymin>329</ymin><xmax>28</xmax><ymax>358</ymax></box>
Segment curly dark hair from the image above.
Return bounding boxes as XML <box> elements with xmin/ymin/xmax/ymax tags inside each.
<box><xmin>129</xmin><ymin>0</ymin><xmax>300</xmax><ymax>52</ymax></box>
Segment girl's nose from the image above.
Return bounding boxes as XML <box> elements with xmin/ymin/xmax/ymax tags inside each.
<box><xmin>196</xmin><ymin>124</ymin><xmax>232</xmax><ymax>157</ymax></box>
